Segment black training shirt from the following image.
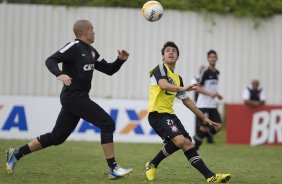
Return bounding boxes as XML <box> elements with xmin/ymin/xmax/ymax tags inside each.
<box><xmin>45</xmin><ymin>39</ymin><xmax>125</xmax><ymax>100</ymax></box>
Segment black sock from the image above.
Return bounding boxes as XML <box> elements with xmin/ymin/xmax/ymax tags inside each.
<box><xmin>151</xmin><ymin>141</ymin><xmax>179</xmax><ymax>167</ymax></box>
<box><xmin>193</xmin><ymin>135</ymin><xmax>202</xmax><ymax>150</ymax></box>
<box><xmin>194</xmin><ymin>129</ymin><xmax>206</xmax><ymax>150</ymax></box>
<box><xmin>14</xmin><ymin>144</ymin><xmax>31</xmax><ymax>160</ymax></box>
<box><xmin>106</xmin><ymin>157</ymin><xmax>117</xmax><ymax>170</ymax></box>
<box><xmin>184</xmin><ymin>147</ymin><xmax>214</xmax><ymax>179</ymax></box>
<box><xmin>206</xmin><ymin>132</ymin><xmax>214</xmax><ymax>144</ymax></box>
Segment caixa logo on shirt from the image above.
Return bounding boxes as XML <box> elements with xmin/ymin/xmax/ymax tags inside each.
<box><xmin>83</xmin><ymin>64</ymin><xmax>95</xmax><ymax>71</ymax></box>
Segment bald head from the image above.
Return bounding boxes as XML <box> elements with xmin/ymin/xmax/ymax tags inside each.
<box><xmin>73</xmin><ymin>20</ymin><xmax>95</xmax><ymax>44</ymax></box>
<box><xmin>73</xmin><ymin>20</ymin><xmax>91</xmax><ymax>38</ymax></box>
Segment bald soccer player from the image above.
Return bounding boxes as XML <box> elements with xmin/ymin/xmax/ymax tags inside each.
<box><xmin>6</xmin><ymin>20</ymin><xmax>133</xmax><ymax>180</ymax></box>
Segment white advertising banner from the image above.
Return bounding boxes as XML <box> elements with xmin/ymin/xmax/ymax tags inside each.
<box><xmin>0</xmin><ymin>96</ymin><xmax>195</xmax><ymax>143</ymax></box>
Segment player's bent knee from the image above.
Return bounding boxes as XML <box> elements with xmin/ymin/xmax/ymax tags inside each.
<box><xmin>172</xmin><ymin>136</ymin><xmax>186</xmax><ymax>148</ymax></box>
<box><xmin>199</xmin><ymin>125</ymin><xmax>209</xmax><ymax>132</ymax></box>
<box><xmin>101</xmin><ymin>132</ymin><xmax>114</xmax><ymax>144</ymax></box>
<box><xmin>184</xmin><ymin>138</ymin><xmax>193</xmax><ymax>148</ymax></box>
<box><xmin>100</xmin><ymin>121</ymin><xmax>115</xmax><ymax>144</ymax></box>
<box><xmin>101</xmin><ymin>120</ymin><xmax>116</xmax><ymax>133</ymax></box>
<box><xmin>52</xmin><ymin>137</ymin><xmax>66</xmax><ymax>146</ymax></box>
<box><xmin>184</xmin><ymin>133</ymin><xmax>192</xmax><ymax>142</ymax></box>
<box><xmin>38</xmin><ymin>133</ymin><xmax>53</xmax><ymax>148</ymax></box>
<box><xmin>39</xmin><ymin>132</ymin><xmax>68</xmax><ymax>147</ymax></box>
<box><xmin>51</xmin><ymin>132</ymin><xmax>70</xmax><ymax>146</ymax></box>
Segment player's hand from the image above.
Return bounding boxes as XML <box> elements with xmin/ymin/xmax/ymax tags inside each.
<box><xmin>216</xmin><ymin>92</ymin><xmax>223</xmax><ymax>100</ymax></box>
<box><xmin>210</xmin><ymin>93</ymin><xmax>217</xmax><ymax>98</ymax></box>
<box><xmin>118</xmin><ymin>49</ymin><xmax>129</xmax><ymax>61</ymax></box>
<box><xmin>203</xmin><ymin>117</ymin><xmax>221</xmax><ymax>127</ymax></box>
<box><xmin>57</xmin><ymin>74</ymin><xmax>72</xmax><ymax>86</ymax></box>
<box><xmin>186</xmin><ymin>83</ymin><xmax>200</xmax><ymax>92</ymax></box>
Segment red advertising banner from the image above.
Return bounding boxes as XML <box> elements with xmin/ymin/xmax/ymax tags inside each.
<box><xmin>226</xmin><ymin>104</ymin><xmax>282</xmax><ymax>145</ymax></box>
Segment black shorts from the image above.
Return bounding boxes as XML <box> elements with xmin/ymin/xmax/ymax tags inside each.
<box><xmin>148</xmin><ymin>112</ymin><xmax>192</xmax><ymax>143</ymax></box>
<box><xmin>196</xmin><ymin>108</ymin><xmax>222</xmax><ymax>128</ymax></box>
<box><xmin>53</xmin><ymin>96</ymin><xmax>115</xmax><ymax>137</ymax></box>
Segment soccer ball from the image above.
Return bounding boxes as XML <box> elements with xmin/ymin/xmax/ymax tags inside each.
<box><xmin>142</xmin><ymin>1</ymin><xmax>163</xmax><ymax>22</ymax></box>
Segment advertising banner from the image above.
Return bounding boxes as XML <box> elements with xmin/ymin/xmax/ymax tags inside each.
<box><xmin>226</xmin><ymin>104</ymin><xmax>282</xmax><ymax>146</ymax></box>
<box><xmin>0</xmin><ymin>96</ymin><xmax>195</xmax><ymax>143</ymax></box>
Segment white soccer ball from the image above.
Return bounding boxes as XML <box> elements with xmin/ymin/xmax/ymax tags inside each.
<box><xmin>142</xmin><ymin>1</ymin><xmax>163</xmax><ymax>22</ymax></box>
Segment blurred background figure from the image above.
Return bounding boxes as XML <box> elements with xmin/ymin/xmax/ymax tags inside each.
<box><xmin>193</xmin><ymin>50</ymin><xmax>223</xmax><ymax>150</ymax></box>
<box><xmin>191</xmin><ymin>65</ymin><xmax>214</xmax><ymax>144</ymax></box>
<box><xmin>243</xmin><ymin>79</ymin><xmax>266</xmax><ymax>107</ymax></box>
<box><xmin>191</xmin><ymin>65</ymin><xmax>206</xmax><ymax>102</ymax></box>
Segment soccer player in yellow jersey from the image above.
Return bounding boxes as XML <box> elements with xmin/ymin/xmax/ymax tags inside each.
<box><xmin>145</xmin><ymin>41</ymin><xmax>231</xmax><ymax>183</ymax></box>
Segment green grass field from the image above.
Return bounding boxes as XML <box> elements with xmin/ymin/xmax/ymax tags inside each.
<box><xmin>1</xmin><ymin>130</ymin><xmax>282</xmax><ymax>184</ymax></box>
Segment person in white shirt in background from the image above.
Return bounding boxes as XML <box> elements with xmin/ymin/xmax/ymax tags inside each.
<box><xmin>193</xmin><ymin>50</ymin><xmax>223</xmax><ymax>151</ymax></box>
<box><xmin>243</xmin><ymin>79</ymin><xmax>266</xmax><ymax>108</ymax></box>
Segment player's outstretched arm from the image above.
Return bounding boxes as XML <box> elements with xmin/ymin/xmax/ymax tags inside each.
<box><xmin>94</xmin><ymin>49</ymin><xmax>129</xmax><ymax>75</ymax></box>
<box><xmin>182</xmin><ymin>97</ymin><xmax>220</xmax><ymax>127</ymax></box>
<box><xmin>186</xmin><ymin>83</ymin><xmax>200</xmax><ymax>92</ymax></box>
<box><xmin>158</xmin><ymin>79</ymin><xmax>188</xmax><ymax>92</ymax></box>
<box><xmin>194</xmin><ymin>85</ymin><xmax>217</xmax><ymax>98</ymax></box>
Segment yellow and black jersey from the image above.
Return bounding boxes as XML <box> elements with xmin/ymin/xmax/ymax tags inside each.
<box><xmin>148</xmin><ymin>64</ymin><xmax>189</xmax><ymax>114</ymax></box>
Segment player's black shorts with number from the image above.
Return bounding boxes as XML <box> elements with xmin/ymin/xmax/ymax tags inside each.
<box><xmin>148</xmin><ymin>112</ymin><xmax>192</xmax><ymax>143</ymax></box>
<box><xmin>196</xmin><ymin>108</ymin><xmax>222</xmax><ymax>128</ymax></box>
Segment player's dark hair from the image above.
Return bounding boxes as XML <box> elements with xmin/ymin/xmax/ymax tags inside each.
<box><xmin>207</xmin><ymin>50</ymin><xmax>217</xmax><ymax>57</ymax></box>
<box><xmin>161</xmin><ymin>41</ymin><xmax>179</xmax><ymax>56</ymax></box>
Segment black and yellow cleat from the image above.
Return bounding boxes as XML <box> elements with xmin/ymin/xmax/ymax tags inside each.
<box><xmin>145</xmin><ymin>162</ymin><xmax>156</xmax><ymax>181</ymax></box>
<box><xmin>207</xmin><ymin>173</ymin><xmax>231</xmax><ymax>183</ymax></box>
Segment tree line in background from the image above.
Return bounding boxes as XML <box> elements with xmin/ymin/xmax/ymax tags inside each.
<box><xmin>2</xmin><ymin>0</ymin><xmax>282</xmax><ymax>18</ymax></box>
